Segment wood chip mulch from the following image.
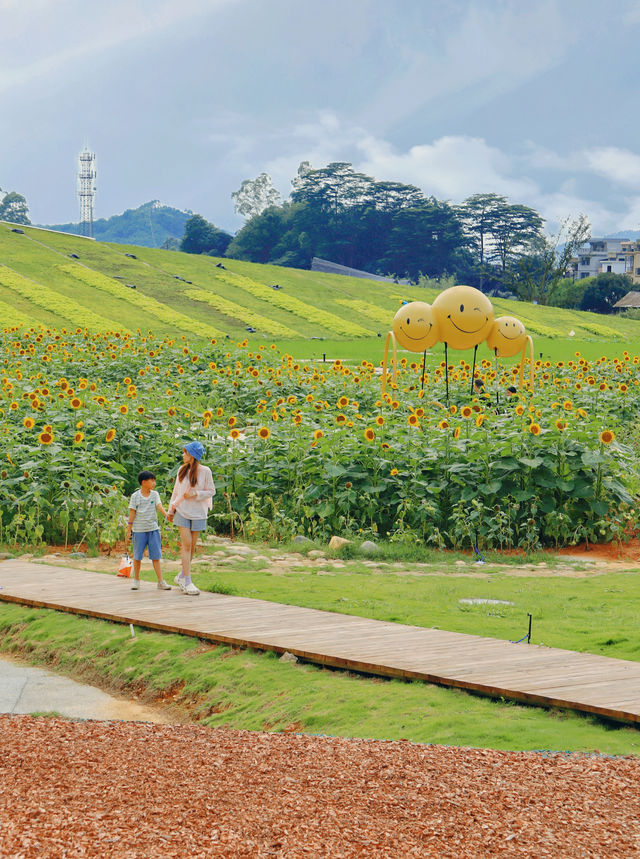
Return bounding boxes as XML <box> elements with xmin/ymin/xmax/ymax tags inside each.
<box><xmin>2</xmin><ymin>714</ymin><xmax>639</xmax><ymax>858</ymax></box>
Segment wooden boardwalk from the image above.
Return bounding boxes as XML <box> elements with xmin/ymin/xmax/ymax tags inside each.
<box><xmin>1</xmin><ymin>560</ymin><xmax>640</xmax><ymax>724</ymax></box>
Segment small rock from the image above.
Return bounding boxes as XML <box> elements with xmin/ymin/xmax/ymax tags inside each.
<box><xmin>455</xmin><ymin>560</ymin><xmax>467</xmax><ymax>566</ymax></box>
<box><xmin>19</xmin><ymin>554</ymin><xmax>34</xmax><ymax>561</ymax></box>
<box><xmin>329</xmin><ymin>536</ymin><xmax>350</xmax><ymax>550</ymax></box>
<box><xmin>69</xmin><ymin>552</ymin><xmax>86</xmax><ymax>559</ymax></box>
<box><xmin>360</xmin><ymin>540</ymin><xmax>379</xmax><ymax>554</ymax></box>
<box><xmin>279</xmin><ymin>651</ymin><xmax>298</xmax><ymax>664</ymax></box>
<box><xmin>293</xmin><ymin>535</ymin><xmax>312</xmax><ymax>545</ymax></box>
<box><xmin>307</xmin><ymin>550</ymin><xmax>326</xmax><ymax>560</ymax></box>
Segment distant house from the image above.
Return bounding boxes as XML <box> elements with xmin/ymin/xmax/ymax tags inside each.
<box><xmin>569</xmin><ymin>238</ymin><xmax>630</xmax><ymax>279</ymax></box>
<box><xmin>613</xmin><ymin>291</ymin><xmax>640</xmax><ymax>310</ymax></box>
<box><xmin>311</xmin><ymin>257</ymin><xmax>410</xmax><ymax>285</ymax></box>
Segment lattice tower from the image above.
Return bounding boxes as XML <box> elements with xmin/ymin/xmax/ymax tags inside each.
<box><xmin>77</xmin><ymin>148</ymin><xmax>96</xmax><ymax>237</ymax></box>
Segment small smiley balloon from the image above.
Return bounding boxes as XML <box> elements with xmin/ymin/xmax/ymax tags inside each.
<box><xmin>432</xmin><ymin>285</ymin><xmax>494</xmax><ymax>351</ymax></box>
<box><xmin>486</xmin><ymin>316</ymin><xmax>527</xmax><ymax>358</ymax></box>
<box><xmin>392</xmin><ymin>301</ymin><xmax>440</xmax><ymax>352</ymax></box>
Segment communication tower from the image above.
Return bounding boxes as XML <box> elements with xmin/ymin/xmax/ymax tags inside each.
<box><xmin>77</xmin><ymin>147</ymin><xmax>96</xmax><ymax>237</ymax></box>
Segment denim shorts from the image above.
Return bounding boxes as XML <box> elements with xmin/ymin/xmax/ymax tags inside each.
<box><xmin>132</xmin><ymin>529</ymin><xmax>162</xmax><ymax>561</ymax></box>
<box><xmin>173</xmin><ymin>511</ymin><xmax>207</xmax><ymax>531</ymax></box>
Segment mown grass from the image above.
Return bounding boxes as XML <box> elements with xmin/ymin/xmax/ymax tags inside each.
<box><xmin>1</xmin><ymin>601</ymin><xmax>639</xmax><ymax>755</ymax></box>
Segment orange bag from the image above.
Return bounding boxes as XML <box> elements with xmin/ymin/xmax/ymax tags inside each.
<box><xmin>117</xmin><ymin>553</ymin><xmax>132</xmax><ymax>578</ymax></box>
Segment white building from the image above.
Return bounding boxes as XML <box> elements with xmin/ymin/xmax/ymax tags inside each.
<box><xmin>569</xmin><ymin>238</ymin><xmax>629</xmax><ymax>279</ymax></box>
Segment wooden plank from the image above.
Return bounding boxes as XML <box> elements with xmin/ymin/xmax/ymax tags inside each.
<box><xmin>2</xmin><ymin>560</ymin><xmax>640</xmax><ymax>724</ymax></box>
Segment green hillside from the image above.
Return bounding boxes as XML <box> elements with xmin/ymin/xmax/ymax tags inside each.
<box><xmin>2</xmin><ymin>221</ymin><xmax>640</xmax><ymax>355</ymax></box>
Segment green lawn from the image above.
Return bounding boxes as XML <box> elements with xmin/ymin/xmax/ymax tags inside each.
<box><xmin>2</xmin><ymin>600</ymin><xmax>639</xmax><ymax>755</ymax></box>
<box><xmin>3</xmin><ymin>223</ymin><xmax>640</xmax><ymax>354</ymax></box>
<box><xmin>2</xmin><ymin>548</ymin><xmax>640</xmax><ymax>755</ymax></box>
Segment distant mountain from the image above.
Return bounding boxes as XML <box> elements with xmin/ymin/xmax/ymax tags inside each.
<box><xmin>597</xmin><ymin>229</ymin><xmax>640</xmax><ymax>241</ymax></box>
<box><xmin>43</xmin><ymin>200</ymin><xmax>192</xmax><ymax>248</ymax></box>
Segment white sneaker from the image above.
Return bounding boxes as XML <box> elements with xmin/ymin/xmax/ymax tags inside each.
<box><xmin>183</xmin><ymin>582</ymin><xmax>200</xmax><ymax>596</ymax></box>
<box><xmin>157</xmin><ymin>580</ymin><xmax>171</xmax><ymax>590</ymax></box>
<box><xmin>174</xmin><ymin>573</ymin><xmax>185</xmax><ymax>587</ymax></box>
<box><xmin>131</xmin><ymin>579</ymin><xmax>140</xmax><ymax>590</ymax></box>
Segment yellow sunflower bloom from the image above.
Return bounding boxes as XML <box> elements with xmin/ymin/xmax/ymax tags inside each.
<box><xmin>105</xmin><ymin>428</ymin><xmax>116</xmax><ymax>443</ymax></box>
<box><xmin>364</xmin><ymin>428</ymin><xmax>375</xmax><ymax>441</ymax></box>
<box><xmin>258</xmin><ymin>426</ymin><xmax>270</xmax><ymax>439</ymax></box>
<box><xmin>600</xmin><ymin>430</ymin><xmax>615</xmax><ymax>445</ymax></box>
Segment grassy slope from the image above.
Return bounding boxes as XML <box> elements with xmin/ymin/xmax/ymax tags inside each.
<box><xmin>3</xmin><ymin>223</ymin><xmax>640</xmax><ymax>357</ymax></box>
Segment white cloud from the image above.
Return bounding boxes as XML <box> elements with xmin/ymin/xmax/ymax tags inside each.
<box><xmin>581</xmin><ymin>147</ymin><xmax>640</xmax><ymax>188</ymax></box>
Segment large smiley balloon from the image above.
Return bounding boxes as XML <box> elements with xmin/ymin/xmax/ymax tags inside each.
<box><xmin>392</xmin><ymin>301</ymin><xmax>440</xmax><ymax>352</ymax></box>
<box><xmin>432</xmin><ymin>285</ymin><xmax>494</xmax><ymax>351</ymax></box>
<box><xmin>486</xmin><ymin>316</ymin><xmax>527</xmax><ymax>358</ymax></box>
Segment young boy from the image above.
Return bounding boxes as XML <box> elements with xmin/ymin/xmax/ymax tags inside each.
<box><xmin>126</xmin><ymin>470</ymin><xmax>171</xmax><ymax>591</ymax></box>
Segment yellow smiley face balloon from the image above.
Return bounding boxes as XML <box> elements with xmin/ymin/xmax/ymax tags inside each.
<box><xmin>392</xmin><ymin>301</ymin><xmax>440</xmax><ymax>352</ymax></box>
<box><xmin>486</xmin><ymin>316</ymin><xmax>527</xmax><ymax>358</ymax></box>
<box><xmin>432</xmin><ymin>285</ymin><xmax>494</xmax><ymax>350</ymax></box>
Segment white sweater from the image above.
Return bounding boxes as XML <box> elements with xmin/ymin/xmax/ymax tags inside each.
<box><xmin>169</xmin><ymin>464</ymin><xmax>215</xmax><ymax>520</ymax></box>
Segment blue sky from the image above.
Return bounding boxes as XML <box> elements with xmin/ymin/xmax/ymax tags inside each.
<box><xmin>2</xmin><ymin>0</ymin><xmax>640</xmax><ymax>236</ymax></box>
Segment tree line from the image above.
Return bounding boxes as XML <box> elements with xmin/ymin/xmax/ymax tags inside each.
<box><xmin>181</xmin><ymin>161</ymin><xmax>625</xmax><ymax>308</ymax></box>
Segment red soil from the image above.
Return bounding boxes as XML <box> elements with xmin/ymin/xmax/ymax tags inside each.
<box><xmin>2</xmin><ymin>715</ymin><xmax>639</xmax><ymax>858</ymax></box>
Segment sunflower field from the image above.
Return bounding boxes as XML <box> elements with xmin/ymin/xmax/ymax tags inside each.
<box><xmin>0</xmin><ymin>325</ymin><xmax>636</xmax><ymax>551</ymax></box>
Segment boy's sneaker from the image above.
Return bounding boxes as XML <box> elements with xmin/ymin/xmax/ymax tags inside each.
<box><xmin>183</xmin><ymin>582</ymin><xmax>200</xmax><ymax>596</ymax></box>
<box><xmin>131</xmin><ymin>579</ymin><xmax>140</xmax><ymax>590</ymax></box>
<box><xmin>174</xmin><ymin>573</ymin><xmax>185</xmax><ymax>588</ymax></box>
<box><xmin>157</xmin><ymin>580</ymin><xmax>171</xmax><ymax>591</ymax></box>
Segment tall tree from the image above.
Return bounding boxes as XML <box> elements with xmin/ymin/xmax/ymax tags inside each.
<box><xmin>456</xmin><ymin>193</ymin><xmax>508</xmax><ymax>287</ymax></box>
<box><xmin>232</xmin><ymin>173</ymin><xmax>282</xmax><ymax>221</ymax></box>
<box><xmin>0</xmin><ymin>191</ymin><xmax>30</xmax><ymax>225</ymax></box>
<box><xmin>513</xmin><ymin>214</ymin><xmax>591</xmax><ymax>305</ymax></box>
<box><xmin>180</xmin><ymin>214</ymin><xmax>231</xmax><ymax>255</ymax></box>
<box><xmin>490</xmin><ymin>204</ymin><xmax>544</xmax><ymax>273</ymax></box>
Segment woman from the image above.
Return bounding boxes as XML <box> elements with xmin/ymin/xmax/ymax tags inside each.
<box><xmin>167</xmin><ymin>441</ymin><xmax>215</xmax><ymax>595</ymax></box>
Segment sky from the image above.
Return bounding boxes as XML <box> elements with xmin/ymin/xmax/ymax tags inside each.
<box><xmin>2</xmin><ymin>0</ymin><xmax>640</xmax><ymax>237</ymax></box>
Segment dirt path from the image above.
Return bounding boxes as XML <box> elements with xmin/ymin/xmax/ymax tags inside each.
<box><xmin>1</xmin><ymin>715</ymin><xmax>638</xmax><ymax>857</ymax></box>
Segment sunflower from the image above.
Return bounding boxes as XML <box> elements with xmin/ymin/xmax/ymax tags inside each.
<box><xmin>364</xmin><ymin>428</ymin><xmax>375</xmax><ymax>442</ymax></box>
<box><xmin>258</xmin><ymin>426</ymin><xmax>270</xmax><ymax>440</ymax></box>
<box><xmin>453</xmin><ymin>426</ymin><xmax>461</xmax><ymax>439</ymax></box>
<box><xmin>461</xmin><ymin>406</ymin><xmax>473</xmax><ymax>418</ymax></box>
<box><xmin>38</xmin><ymin>430</ymin><xmax>53</xmax><ymax>445</ymax></box>
<box><xmin>227</xmin><ymin>416</ymin><xmax>237</xmax><ymax>428</ymax></box>
<box><xmin>137</xmin><ymin>406</ymin><xmax>145</xmax><ymax>415</ymax></box>
<box><xmin>312</xmin><ymin>429</ymin><xmax>323</xmax><ymax>440</ymax></box>
<box><xmin>74</xmin><ymin>432</ymin><xmax>84</xmax><ymax>443</ymax></box>
<box><xmin>230</xmin><ymin>428</ymin><xmax>240</xmax><ymax>439</ymax></box>
<box><xmin>529</xmin><ymin>423</ymin><xmax>541</xmax><ymax>436</ymax></box>
<box><xmin>390</xmin><ymin>468</ymin><xmax>399</xmax><ymax>476</ymax></box>
<box><xmin>167</xmin><ymin>407</ymin><xmax>176</xmax><ymax>417</ymax></box>
<box><xmin>438</xmin><ymin>419</ymin><xmax>449</xmax><ymax>429</ymax></box>
<box><xmin>119</xmin><ymin>405</ymin><xmax>129</xmax><ymax>415</ymax></box>
<box><xmin>105</xmin><ymin>428</ymin><xmax>116</xmax><ymax>443</ymax></box>
<box><xmin>555</xmin><ymin>419</ymin><xmax>566</xmax><ymax>431</ymax></box>
<box><xmin>475</xmin><ymin>414</ymin><xmax>485</xmax><ymax>427</ymax></box>
<box><xmin>408</xmin><ymin>414</ymin><xmax>419</xmax><ymax>426</ymax></box>
<box><xmin>338</xmin><ymin>396</ymin><xmax>349</xmax><ymax>407</ymax></box>
<box><xmin>600</xmin><ymin>430</ymin><xmax>615</xmax><ymax>445</ymax></box>
<box><xmin>515</xmin><ymin>405</ymin><xmax>524</xmax><ymax>416</ymax></box>
<box><xmin>563</xmin><ymin>401</ymin><xmax>573</xmax><ymax>410</ymax></box>
<box><xmin>449</xmin><ymin>404</ymin><xmax>458</xmax><ymax>415</ymax></box>
<box><xmin>376</xmin><ymin>416</ymin><xmax>385</xmax><ymax>426</ymax></box>
<box><xmin>23</xmin><ymin>417</ymin><xmax>35</xmax><ymax>429</ymax></box>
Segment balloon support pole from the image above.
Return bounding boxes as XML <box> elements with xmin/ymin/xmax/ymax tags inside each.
<box><xmin>381</xmin><ymin>331</ymin><xmax>397</xmax><ymax>396</ymax></box>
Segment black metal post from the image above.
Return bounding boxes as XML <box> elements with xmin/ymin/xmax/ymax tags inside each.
<box><xmin>421</xmin><ymin>349</ymin><xmax>427</xmax><ymax>390</ymax></box>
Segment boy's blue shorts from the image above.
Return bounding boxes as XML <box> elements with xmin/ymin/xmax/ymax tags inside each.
<box><xmin>132</xmin><ymin>529</ymin><xmax>162</xmax><ymax>561</ymax></box>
